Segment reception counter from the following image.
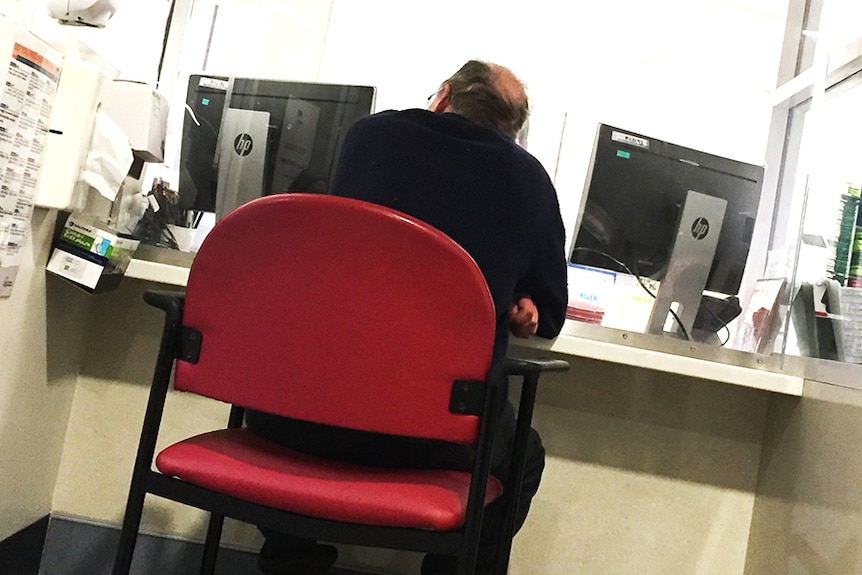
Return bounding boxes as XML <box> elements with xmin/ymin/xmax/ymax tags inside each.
<box><xmin>124</xmin><ymin>244</ymin><xmax>805</xmax><ymax>397</ymax></box>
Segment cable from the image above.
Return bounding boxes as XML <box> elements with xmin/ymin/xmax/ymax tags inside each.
<box><xmin>570</xmin><ymin>247</ymin><xmax>691</xmax><ymax>341</ymax></box>
<box><xmin>702</xmin><ymin>303</ymin><xmax>731</xmax><ymax>346</ymax></box>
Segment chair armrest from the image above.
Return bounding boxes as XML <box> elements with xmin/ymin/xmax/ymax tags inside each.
<box><xmin>491</xmin><ymin>355</ymin><xmax>568</xmax><ymax>574</ymax></box>
<box><xmin>499</xmin><ymin>357</ymin><xmax>569</xmax><ymax>377</ymax></box>
<box><xmin>143</xmin><ymin>289</ymin><xmax>186</xmax><ymax>322</ymax></box>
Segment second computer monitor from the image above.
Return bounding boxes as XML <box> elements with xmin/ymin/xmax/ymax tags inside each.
<box><xmin>569</xmin><ymin>123</ymin><xmax>765</xmax><ymax>335</ymax></box>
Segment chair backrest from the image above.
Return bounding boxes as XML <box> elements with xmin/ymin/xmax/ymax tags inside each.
<box><xmin>175</xmin><ymin>194</ymin><xmax>496</xmax><ymax>444</ymax></box>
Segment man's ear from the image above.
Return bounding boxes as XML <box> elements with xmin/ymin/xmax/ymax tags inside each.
<box><xmin>429</xmin><ymin>84</ymin><xmax>451</xmax><ymax>113</ymax></box>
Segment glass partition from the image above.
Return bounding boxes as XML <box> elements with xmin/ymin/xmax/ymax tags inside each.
<box><xmin>764</xmin><ymin>0</ymin><xmax>862</xmax><ymax>387</ymax></box>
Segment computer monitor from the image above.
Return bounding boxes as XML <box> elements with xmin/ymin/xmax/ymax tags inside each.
<box><xmin>569</xmin><ymin>123</ymin><xmax>765</xmax><ymax>337</ymax></box>
<box><xmin>179</xmin><ymin>74</ymin><xmax>376</xmax><ymax>217</ymax></box>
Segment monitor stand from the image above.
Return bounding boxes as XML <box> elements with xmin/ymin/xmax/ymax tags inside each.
<box><xmin>215</xmin><ymin>108</ymin><xmax>270</xmax><ymax>220</ymax></box>
<box><xmin>645</xmin><ymin>190</ymin><xmax>727</xmax><ymax>339</ymax></box>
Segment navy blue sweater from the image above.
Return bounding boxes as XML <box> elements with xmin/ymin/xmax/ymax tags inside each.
<box><xmin>330</xmin><ymin>109</ymin><xmax>567</xmax><ymax>362</ymax></box>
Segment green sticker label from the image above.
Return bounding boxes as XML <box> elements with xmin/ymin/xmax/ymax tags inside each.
<box><xmin>617</xmin><ymin>150</ymin><xmax>631</xmax><ymax>159</ymax></box>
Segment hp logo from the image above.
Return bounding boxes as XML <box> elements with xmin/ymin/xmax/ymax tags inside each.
<box><xmin>691</xmin><ymin>217</ymin><xmax>710</xmax><ymax>240</ymax></box>
<box><xmin>233</xmin><ymin>133</ymin><xmax>254</xmax><ymax>156</ymax></box>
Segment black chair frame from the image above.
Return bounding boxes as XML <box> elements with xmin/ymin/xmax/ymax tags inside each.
<box><xmin>112</xmin><ymin>289</ymin><xmax>568</xmax><ymax>575</ymax></box>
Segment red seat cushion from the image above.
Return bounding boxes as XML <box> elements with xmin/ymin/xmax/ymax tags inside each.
<box><xmin>155</xmin><ymin>428</ymin><xmax>503</xmax><ymax>531</ymax></box>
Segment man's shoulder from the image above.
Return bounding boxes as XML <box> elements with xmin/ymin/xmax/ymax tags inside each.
<box><xmin>356</xmin><ymin>108</ymin><xmax>501</xmax><ymax>134</ymax></box>
<box><xmin>346</xmin><ymin>109</ymin><xmax>429</xmax><ymax>137</ymax></box>
<box><xmin>508</xmin><ymin>144</ymin><xmax>555</xmax><ymax>187</ymax></box>
<box><xmin>356</xmin><ymin>108</ymin><xmax>423</xmax><ymax>126</ymax></box>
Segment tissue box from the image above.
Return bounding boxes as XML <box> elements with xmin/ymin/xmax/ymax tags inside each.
<box><xmin>47</xmin><ymin>213</ymin><xmax>140</xmax><ymax>293</ymax></box>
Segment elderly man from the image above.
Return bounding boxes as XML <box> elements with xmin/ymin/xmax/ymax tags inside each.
<box><xmin>248</xmin><ymin>60</ymin><xmax>567</xmax><ymax>575</ymax></box>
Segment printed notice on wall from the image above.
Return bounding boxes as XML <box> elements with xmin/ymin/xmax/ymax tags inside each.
<box><xmin>0</xmin><ymin>19</ymin><xmax>60</xmax><ymax>298</ymax></box>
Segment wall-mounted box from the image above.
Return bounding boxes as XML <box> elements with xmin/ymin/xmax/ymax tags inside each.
<box><xmin>99</xmin><ymin>80</ymin><xmax>168</xmax><ymax>163</ymax></box>
<box><xmin>33</xmin><ymin>58</ymin><xmax>112</xmax><ymax>210</ymax></box>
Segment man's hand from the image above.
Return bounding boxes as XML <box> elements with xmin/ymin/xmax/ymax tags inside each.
<box><xmin>508</xmin><ymin>295</ymin><xmax>539</xmax><ymax>338</ymax></box>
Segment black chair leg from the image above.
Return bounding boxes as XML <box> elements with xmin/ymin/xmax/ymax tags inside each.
<box><xmin>111</xmin><ymin>486</ymin><xmax>147</xmax><ymax>575</ymax></box>
<box><xmin>494</xmin><ymin>373</ymin><xmax>541</xmax><ymax>575</ymax></box>
<box><xmin>198</xmin><ymin>512</ymin><xmax>225</xmax><ymax>575</ymax></box>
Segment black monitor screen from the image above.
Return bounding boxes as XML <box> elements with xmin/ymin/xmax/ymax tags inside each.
<box><xmin>569</xmin><ymin>124</ymin><xmax>764</xmax><ymax>296</ymax></box>
<box><xmin>179</xmin><ymin>75</ymin><xmax>376</xmax><ymax>213</ymax></box>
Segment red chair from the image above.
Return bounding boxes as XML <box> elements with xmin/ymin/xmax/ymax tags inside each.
<box><xmin>112</xmin><ymin>193</ymin><xmax>568</xmax><ymax>575</ymax></box>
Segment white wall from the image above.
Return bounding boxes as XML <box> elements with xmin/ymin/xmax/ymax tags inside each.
<box><xmin>29</xmin><ymin>0</ymin><xmax>170</xmax><ymax>83</ymax></box>
<box><xmin>320</xmin><ymin>0</ymin><xmax>788</xmax><ymax>248</ymax></box>
<box><xmin>144</xmin><ymin>0</ymin><xmax>336</xmax><ymax>194</ymax></box>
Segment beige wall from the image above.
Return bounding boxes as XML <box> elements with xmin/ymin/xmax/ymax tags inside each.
<box><xmin>745</xmin><ymin>381</ymin><xmax>862</xmax><ymax>575</ymax></box>
<box><xmin>511</xmin><ymin>348</ymin><xmax>771</xmax><ymax>575</ymax></box>
<box><xmin>0</xmin><ymin>0</ymin><xmax>169</xmax><ymax>542</ymax></box>
<box><xmin>0</xmin><ymin>208</ymin><xmax>81</xmax><ymax>540</ymax></box>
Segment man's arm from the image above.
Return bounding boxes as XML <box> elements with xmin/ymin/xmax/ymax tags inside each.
<box><xmin>515</xmin><ymin>192</ymin><xmax>568</xmax><ymax>340</ymax></box>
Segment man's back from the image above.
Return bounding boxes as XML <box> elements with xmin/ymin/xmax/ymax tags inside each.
<box><xmin>330</xmin><ymin>108</ymin><xmax>567</xmax><ymax>360</ymax></box>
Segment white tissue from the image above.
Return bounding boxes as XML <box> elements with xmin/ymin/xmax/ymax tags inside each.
<box><xmin>80</xmin><ymin>110</ymin><xmax>133</xmax><ymax>201</ymax></box>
